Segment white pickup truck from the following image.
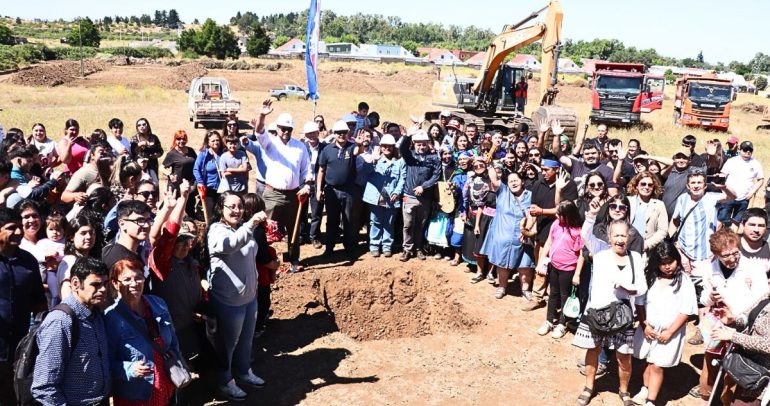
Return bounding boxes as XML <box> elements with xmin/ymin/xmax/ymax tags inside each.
<box><xmin>187</xmin><ymin>77</ymin><xmax>240</xmax><ymax>128</ymax></box>
<box><xmin>269</xmin><ymin>84</ymin><xmax>311</xmax><ymax>100</ymax></box>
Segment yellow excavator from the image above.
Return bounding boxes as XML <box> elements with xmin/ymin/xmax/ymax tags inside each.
<box><xmin>759</xmin><ymin>105</ymin><xmax>770</xmax><ymax>131</ymax></box>
<box><xmin>430</xmin><ymin>0</ymin><xmax>578</xmax><ymax>142</ymax></box>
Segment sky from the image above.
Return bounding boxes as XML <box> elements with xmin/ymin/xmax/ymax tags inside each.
<box><xmin>4</xmin><ymin>0</ymin><xmax>768</xmax><ymax>64</ymax></box>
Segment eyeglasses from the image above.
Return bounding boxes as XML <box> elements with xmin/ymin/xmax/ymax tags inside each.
<box><xmin>175</xmin><ymin>138</ymin><xmax>186</xmax><ymax>141</ymax></box>
<box><xmin>638</xmin><ymin>182</ymin><xmax>654</xmax><ymax>188</ymax></box>
<box><xmin>224</xmin><ymin>204</ymin><xmax>243</xmax><ymax>211</ymax></box>
<box><xmin>334</xmin><ymin>131</ymin><xmax>347</xmax><ymax>136</ymax></box>
<box><xmin>137</xmin><ymin>123</ymin><xmax>148</xmax><ymax>127</ymax></box>
<box><xmin>609</xmin><ymin>203</ymin><xmax>628</xmax><ymax>212</ymax></box>
<box><xmin>472</xmin><ymin>164</ymin><xmax>486</xmax><ymax>169</ymax></box>
<box><xmin>278</xmin><ymin>126</ymin><xmax>293</xmax><ymax>133</ymax></box>
<box><xmin>588</xmin><ymin>182</ymin><xmax>604</xmax><ymax>188</ymax></box>
<box><xmin>528</xmin><ymin>153</ymin><xmax>540</xmax><ymax>157</ymax></box>
<box><xmin>118</xmin><ymin>276</ymin><xmax>145</xmax><ymax>286</ymax></box>
<box><xmin>718</xmin><ymin>250</ymin><xmax>740</xmax><ymax>260</ymax></box>
<box><xmin>137</xmin><ymin>191</ymin><xmax>158</xmax><ymax>199</ymax></box>
<box><xmin>123</xmin><ymin>217</ymin><xmax>152</xmax><ymax>227</ymax></box>
<box><xmin>742</xmin><ymin>149</ymin><xmax>754</xmax><ymax>154</ymax></box>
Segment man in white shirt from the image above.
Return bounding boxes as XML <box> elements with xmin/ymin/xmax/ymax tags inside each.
<box><xmin>243</xmin><ymin>100</ymin><xmax>312</xmax><ymax>272</ymax></box>
<box><xmin>738</xmin><ymin>208</ymin><xmax>770</xmax><ymax>278</ymax></box>
<box><xmin>719</xmin><ymin>140</ymin><xmax>764</xmax><ymax>230</ymax></box>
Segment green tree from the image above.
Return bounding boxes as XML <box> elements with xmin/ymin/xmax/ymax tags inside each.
<box><xmin>273</xmin><ymin>35</ymin><xmax>289</xmax><ymax>48</ymax></box>
<box><xmin>167</xmin><ymin>9</ymin><xmax>180</xmax><ymax>28</ymax></box>
<box><xmin>193</xmin><ymin>18</ymin><xmax>199</xmax><ymax>25</ymax></box>
<box><xmin>67</xmin><ymin>17</ymin><xmax>100</xmax><ymax>47</ymax></box>
<box><xmin>103</xmin><ymin>16</ymin><xmax>113</xmax><ymax>26</ymax></box>
<box><xmin>246</xmin><ymin>22</ymin><xmax>270</xmax><ymax>57</ymax></box>
<box><xmin>756</xmin><ymin>76</ymin><xmax>768</xmax><ymax>91</ymax></box>
<box><xmin>0</xmin><ymin>24</ymin><xmax>14</xmax><ymax>45</ymax></box>
<box><xmin>15</xmin><ymin>17</ymin><xmax>21</xmax><ymax>25</ymax></box>
<box><xmin>696</xmin><ymin>50</ymin><xmax>704</xmax><ymax>64</ymax></box>
<box><xmin>177</xmin><ymin>18</ymin><xmax>240</xmax><ymax>59</ymax></box>
<box><xmin>139</xmin><ymin>14</ymin><xmax>152</xmax><ymax>26</ymax></box>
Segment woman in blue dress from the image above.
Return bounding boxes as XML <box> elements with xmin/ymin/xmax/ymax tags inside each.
<box><xmin>480</xmin><ymin>170</ymin><xmax>536</xmax><ymax>299</ymax></box>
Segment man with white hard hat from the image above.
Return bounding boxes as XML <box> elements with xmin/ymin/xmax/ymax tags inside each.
<box><xmin>301</xmin><ymin>121</ymin><xmax>326</xmax><ymax>248</ymax></box>
<box><xmin>398</xmin><ymin>128</ymin><xmax>440</xmax><ymax>261</ymax></box>
<box><xmin>316</xmin><ymin>120</ymin><xmax>365</xmax><ymax>261</ymax></box>
<box><xmin>243</xmin><ymin>100</ymin><xmax>312</xmax><ymax>272</ymax></box>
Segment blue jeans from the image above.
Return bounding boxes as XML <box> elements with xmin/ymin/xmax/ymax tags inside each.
<box><xmin>212</xmin><ymin>296</ymin><xmax>258</xmax><ymax>385</ymax></box>
<box><xmin>369</xmin><ymin>204</ymin><xmax>396</xmax><ymax>253</ymax></box>
<box><xmin>717</xmin><ymin>199</ymin><xmax>749</xmax><ymax>227</ymax></box>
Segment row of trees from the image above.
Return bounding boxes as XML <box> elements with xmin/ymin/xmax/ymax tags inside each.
<box><xmin>177</xmin><ymin>18</ymin><xmax>271</xmax><ymax>59</ymax></box>
<box><xmin>100</xmin><ymin>10</ymin><xmax>181</xmax><ymax>29</ymax></box>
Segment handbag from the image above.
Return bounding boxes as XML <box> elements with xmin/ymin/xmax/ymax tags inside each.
<box><xmin>563</xmin><ymin>287</ymin><xmax>581</xmax><ymax>319</ymax></box>
<box><xmin>115</xmin><ymin>304</ymin><xmax>193</xmax><ymax>389</ymax></box>
<box><xmin>722</xmin><ymin>298</ymin><xmax>770</xmax><ymax>392</ymax></box>
<box><xmin>583</xmin><ymin>252</ymin><xmax>636</xmax><ymax>336</ymax></box>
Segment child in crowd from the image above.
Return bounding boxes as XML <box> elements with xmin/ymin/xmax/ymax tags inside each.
<box><xmin>537</xmin><ymin>200</ymin><xmax>584</xmax><ymax>339</ymax></box>
<box><xmin>218</xmin><ymin>134</ymin><xmax>249</xmax><ymax>195</ymax></box>
<box><xmin>37</xmin><ymin>211</ymin><xmax>67</xmax><ymax>307</ymax></box>
<box><xmin>632</xmin><ymin>241</ymin><xmax>696</xmax><ymax>406</ymax></box>
<box><xmin>136</xmin><ymin>151</ymin><xmax>159</xmax><ymax>185</ymax></box>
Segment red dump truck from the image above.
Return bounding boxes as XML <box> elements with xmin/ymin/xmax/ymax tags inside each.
<box><xmin>589</xmin><ymin>62</ymin><xmax>664</xmax><ymax>124</ymax></box>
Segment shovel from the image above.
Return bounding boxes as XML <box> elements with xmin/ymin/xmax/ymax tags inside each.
<box><xmin>283</xmin><ymin>195</ymin><xmax>307</xmax><ymax>265</ymax></box>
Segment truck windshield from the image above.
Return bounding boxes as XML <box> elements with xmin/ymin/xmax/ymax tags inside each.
<box><xmin>596</xmin><ymin>76</ymin><xmax>642</xmax><ymax>93</ymax></box>
<box><xmin>688</xmin><ymin>84</ymin><xmax>731</xmax><ymax>103</ymax></box>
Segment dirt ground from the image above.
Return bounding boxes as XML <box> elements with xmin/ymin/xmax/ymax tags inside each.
<box><xmin>1</xmin><ymin>59</ymin><xmax>754</xmax><ymax>405</ymax></box>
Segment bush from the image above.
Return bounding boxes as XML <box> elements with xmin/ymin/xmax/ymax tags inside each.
<box><xmin>756</xmin><ymin>76</ymin><xmax>768</xmax><ymax>92</ymax></box>
<box><xmin>101</xmin><ymin>46</ymin><xmax>173</xmax><ymax>59</ymax></box>
<box><xmin>181</xmin><ymin>50</ymin><xmax>199</xmax><ymax>59</ymax></box>
<box><xmin>0</xmin><ymin>44</ymin><xmax>51</xmax><ymax>70</ymax></box>
<box><xmin>49</xmin><ymin>46</ymin><xmax>98</xmax><ymax>60</ymax></box>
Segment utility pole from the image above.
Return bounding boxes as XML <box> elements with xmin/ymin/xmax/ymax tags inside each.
<box><xmin>78</xmin><ymin>17</ymin><xmax>84</xmax><ymax>77</ymax></box>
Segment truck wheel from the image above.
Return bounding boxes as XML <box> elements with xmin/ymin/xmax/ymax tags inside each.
<box><xmin>278</xmin><ymin>94</ymin><xmax>286</xmax><ymax>101</ymax></box>
<box><xmin>193</xmin><ymin>121</ymin><xmax>198</xmax><ymax>129</ymax></box>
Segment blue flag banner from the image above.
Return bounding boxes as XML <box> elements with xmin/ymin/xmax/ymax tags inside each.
<box><xmin>305</xmin><ymin>0</ymin><xmax>320</xmax><ymax>101</ymax></box>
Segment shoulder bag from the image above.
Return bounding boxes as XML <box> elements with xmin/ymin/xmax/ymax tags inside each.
<box><xmin>115</xmin><ymin>303</ymin><xmax>192</xmax><ymax>388</ymax></box>
<box><xmin>722</xmin><ymin>298</ymin><xmax>770</xmax><ymax>392</ymax></box>
<box><xmin>670</xmin><ymin>200</ymin><xmax>699</xmax><ymax>242</ymax></box>
<box><xmin>583</xmin><ymin>252</ymin><xmax>636</xmax><ymax>336</ymax></box>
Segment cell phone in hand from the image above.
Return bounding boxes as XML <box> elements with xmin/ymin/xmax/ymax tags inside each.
<box><xmin>707</xmin><ymin>175</ymin><xmax>726</xmax><ymax>185</ymax></box>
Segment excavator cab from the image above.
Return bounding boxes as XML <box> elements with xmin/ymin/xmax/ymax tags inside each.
<box><xmin>497</xmin><ymin>66</ymin><xmax>527</xmax><ymax>112</ymax></box>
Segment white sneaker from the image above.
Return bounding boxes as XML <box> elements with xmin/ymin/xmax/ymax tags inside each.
<box><xmin>219</xmin><ymin>379</ymin><xmax>247</xmax><ymax>401</ymax></box>
<box><xmin>537</xmin><ymin>321</ymin><xmax>553</xmax><ymax>336</ymax></box>
<box><xmin>551</xmin><ymin>324</ymin><xmax>567</xmax><ymax>339</ymax></box>
<box><xmin>236</xmin><ymin>370</ymin><xmax>266</xmax><ymax>388</ymax></box>
<box><xmin>632</xmin><ymin>386</ymin><xmax>649</xmax><ymax>405</ymax></box>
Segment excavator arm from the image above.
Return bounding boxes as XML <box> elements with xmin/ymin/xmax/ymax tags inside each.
<box><xmin>471</xmin><ymin>0</ymin><xmax>564</xmax><ymax>106</ymax></box>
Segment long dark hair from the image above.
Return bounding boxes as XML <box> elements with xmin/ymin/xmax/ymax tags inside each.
<box><xmin>556</xmin><ymin>200</ymin><xmax>582</xmax><ymax>228</ymax></box>
<box><xmin>64</xmin><ymin>214</ymin><xmax>101</xmax><ymax>258</ymax></box>
<box><xmin>201</xmin><ymin>130</ymin><xmax>222</xmax><ymax>153</ymax></box>
<box><xmin>582</xmin><ymin>171</ymin><xmax>609</xmax><ymax>200</ymax></box>
<box><xmin>212</xmin><ymin>191</ymin><xmax>243</xmax><ymax>224</ymax></box>
<box><xmin>135</xmin><ymin>117</ymin><xmax>153</xmax><ymax>137</ymax></box>
<box><xmin>427</xmin><ymin>123</ymin><xmax>444</xmax><ymax>142</ymax></box>
<box><xmin>647</xmin><ymin>240</ymin><xmax>684</xmax><ymax>291</ymax></box>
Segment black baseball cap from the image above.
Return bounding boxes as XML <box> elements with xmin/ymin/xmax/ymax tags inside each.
<box><xmin>740</xmin><ymin>141</ymin><xmax>754</xmax><ymax>152</ymax></box>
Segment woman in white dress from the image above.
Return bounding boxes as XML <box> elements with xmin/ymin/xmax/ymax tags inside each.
<box><xmin>632</xmin><ymin>240</ymin><xmax>697</xmax><ymax>406</ymax></box>
<box><xmin>573</xmin><ymin>220</ymin><xmax>647</xmax><ymax>406</ymax></box>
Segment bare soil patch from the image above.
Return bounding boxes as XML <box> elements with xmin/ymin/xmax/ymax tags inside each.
<box><xmin>9</xmin><ymin>60</ymin><xmax>106</xmax><ymax>87</ymax></box>
<box><xmin>272</xmin><ymin>266</ymin><xmax>480</xmax><ymax>341</ymax></box>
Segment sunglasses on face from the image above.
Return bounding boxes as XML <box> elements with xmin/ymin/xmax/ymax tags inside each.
<box><xmin>529</xmin><ymin>153</ymin><xmax>540</xmax><ymax>157</ymax></box>
<box><xmin>278</xmin><ymin>126</ymin><xmax>293</xmax><ymax>133</ymax></box>
<box><xmin>176</xmin><ymin>138</ymin><xmax>186</xmax><ymax>141</ymax></box>
<box><xmin>588</xmin><ymin>182</ymin><xmax>604</xmax><ymax>188</ymax></box>
<box><xmin>137</xmin><ymin>191</ymin><xmax>158</xmax><ymax>199</ymax></box>
<box><xmin>227</xmin><ymin>122</ymin><xmax>237</xmax><ymax>126</ymax></box>
<box><xmin>609</xmin><ymin>203</ymin><xmax>628</xmax><ymax>212</ymax></box>
<box><xmin>472</xmin><ymin>164</ymin><xmax>486</xmax><ymax>169</ymax></box>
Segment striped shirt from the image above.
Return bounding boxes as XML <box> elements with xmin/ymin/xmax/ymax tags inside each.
<box><xmin>32</xmin><ymin>295</ymin><xmax>110</xmax><ymax>406</ymax></box>
<box><xmin>674</xmin><ymin>192</ymin><xmax>721</xmax><ymax>261</ymax></box>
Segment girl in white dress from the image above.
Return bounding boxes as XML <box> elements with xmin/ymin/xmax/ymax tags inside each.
<box><xmin>632</xmin><ymin>240</ymin><xmax>697</xmax><ymax>405</ymax></box>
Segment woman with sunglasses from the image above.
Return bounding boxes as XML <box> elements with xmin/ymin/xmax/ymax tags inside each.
<box><xmin>463</xmin><ymin>157</ymin><xmax>495</xmax><ymax>282</ymax></box>
<box><xmin>130</xmin><ymin>118</ymin><xmax>164</xmax><ymax>174</ymax></box>
<box><xmin>222</xmin><ymin>117</ymin><xmax>242</xmax><ymax>138</ymax></box>
<box><xmin>207</xmin><ymin>192</ymin><xmax>267</xmax><ymax>401</ymax></box>
<box><xmin>586</xmin><ymin>195</ymin><xmax>645</xmax><ymax>255</ymax></box>
<box><xmin>193</xmin><ymin>130</ymin><xmax>224</xmax><ymax>222</ymax></box>
<box><xmin>527</xmin><ymin>147</ymin><xmax>542</xmax><ymax>166</ymax></box>
<box><xmin>626</xmin><ymin>171</ymin><xmax>668</xmax><ymax>253</ymax></box>
<box><xmin>314</xmin><ymin>115</ymin><xmax>328</xmax><ymax>139</ymax></box>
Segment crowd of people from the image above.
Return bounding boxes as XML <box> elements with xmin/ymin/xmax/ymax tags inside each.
<box><xmin>1</xmin><ymin>97</ymin><xmax>770</xmax><ymax>405</ymax></box>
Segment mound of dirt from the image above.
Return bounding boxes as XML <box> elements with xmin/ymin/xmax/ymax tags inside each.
<box><xmin>162</xmin><ymin>62</ymin><xmax>208</xmax><ymax>90</ymax></box>
<box><xmin>9</xmin><ymin>60</ymin><xmax>106</xmax><ymax>87</ymax></box>
<box><xmin>271</xmin><ymin>266</ymin><xmax>480</xmax><ymax>341</ymax></box>
<box><xmin>738</xmin><ymin>102</ymin><xmax>767</xmax><ymax>114</ymax></box>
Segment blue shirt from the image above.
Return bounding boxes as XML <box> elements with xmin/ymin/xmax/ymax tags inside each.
<box><xmin>674</xmin><ymin>192</ymin><xmax>722</xmax><ymax>261</ymax></box>
<box><xmin>0</xmin><ymin>248</ymin><xmax>46</xmax><ymax>362</ymax></box>
<box><xmin>193</xmin><ymin>149</ymin><xmax>221</xmax><ymax>190</ymax></box>
<box><xmin>362</xmin><ymin>157</ymin><xmax>405</xmax><ymax>209</ymax></box>
<box><xmin>318</xmin><ymin>142</ymin><xmax>357</xmax><ymax>187</ymax></box>
<box><xmin>631</xmin><ymin>196</ymin><xmax>648</xmax><ymax>237</ymax></box>
<box><xmin>32</xmin><ymin>295</ymin><xmax>110</xmax><ymax>406</ymax></box>
<box><xmin>218</xmin><ymin>150</ymin><xmax>249</xmax><ymax>193</ymax></box>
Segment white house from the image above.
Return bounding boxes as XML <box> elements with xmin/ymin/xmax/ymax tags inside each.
<box><xmin>269</xmin><ymin>38</ymin><xmax>306</xmax><ymax>56</ymax></box>
<box><xmin>427</xmin><ymin>48</ymin><xmax>461</xmax><ymax>65</ymax></box>
<box><xmin>508</xmin><ymin>54</ymin><xmax>540</xmax><ymax>70</ymax></box>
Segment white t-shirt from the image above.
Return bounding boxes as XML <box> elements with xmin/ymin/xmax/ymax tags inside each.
<box><xmin>701</xmin><ymin>259</ymin><xmax>769</xmax><ymax>315</ymax></box>
<box><xmin>722</xmin><ymin>156</ymin><xmax>763</xmax><ymax>200</ymax></box>
<box><xmin>29</xmin><ymin>137</ymin><xmax>58</xmax><ymax>168</ymax></box>
<box><xmin>108</xmin><ymin>136</ymin><xmax>132</xmax><ymax>157</ymax></box>
<box><xmin>587</xmin><ymin>250</ymin><xmax>648</xmax><ymax>311</ymax></box>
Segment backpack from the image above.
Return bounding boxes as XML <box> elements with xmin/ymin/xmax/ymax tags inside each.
<box><xmin>13</xmin><ymin>303</ymin><xmax>80</xmax><ymax>406</ymax></box>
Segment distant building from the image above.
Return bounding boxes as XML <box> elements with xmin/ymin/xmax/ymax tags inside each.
<box><xmin>508</xmin><ymin>54</ymin><xmax>540</xmax><ymax>70</ymax></box>
<box><xmin>237</xmin><ymin>35</ymin><xmax>248</xmax><ymax>54</ymax></box>
<box><xmin>427</xmin><ymin>48</ymin><xmax>461</xmax><ymax>65</ymax></box>
<box><xmin>579</xmin><ymin>58</ymin><xmax>610</xmax><ymax>73</ymax></box>
<box><xmin>451</xmin><ymin>50</ymin><xmax>480</xmax><ymax>61</ymax></box>
<box><xmin>465</xmin><ymin>52</ymin><xmax>487</xmax><ymax>68</ymax></box>
<box><xmin>269</xmin><ymin>38</ymin><xmax>306</xmax><ymax>56</ymax></box>
<box><xmin>358</xmin><ymin>44</ymin><xmax>412</xmax><ymax>58</ymax></box>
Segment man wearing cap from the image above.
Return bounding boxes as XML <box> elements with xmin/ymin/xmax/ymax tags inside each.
<box><xmin>442</xmin><ymin>118</ymin><xmax>463</xmax><ymax>148</ymax></box>
<box><xmin>244</xmin><ymin>100</ymin><xmax>312</xmax><ymax>272</ymax></box>
<box><xmin>523</xmin><ymin>158</ymin><xmax>578</xmax><ymax>311</ymax></box>
<box><xmin>725</xmin><ymin>136</ymin><xmax>740</xmax><ymax>160</ymax></box>
<box><xmin>301</xmin><ymin>121</ymin><xmax>327</xmax><ymax>248</ymax></box>
<box><xmin>637</xmin><ymin>148</ymin><xmax>694</xmax><ymax>218</ymax></box>
<box><xmin>316</xmin><ymin>120</ymin><xmax>365</xmax><ymax>260</ymax></box>
<box><xmin>439</xmin><ymin>111</ymin><xmax>451</xmax><ymax>131</ymax></box>
<box><xmin>399</xmin><ymin>129</ymin><xmax>441</xmax><ymax>261</ymax></box>
<box><xmin>718</xmin><ymin>140</ymin><xmax>763</xmax><ymax>229</ymax></box>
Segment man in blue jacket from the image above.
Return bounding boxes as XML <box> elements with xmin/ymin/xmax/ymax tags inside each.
<box><xmin>398</xmin><ymin>130</ymin><xmax>440</xmax><ymax>262</ymax></box>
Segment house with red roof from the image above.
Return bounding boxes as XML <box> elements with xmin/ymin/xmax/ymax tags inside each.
<box><xmin>508</xmin><ymin>54</ymin><xmax>540</xmax><ymax>70</ymax></box>
<box><xmin>269</xmin><ymin>38</ymin><xmax>306</xmax><ymax>56</ymax></box>
<box><xmin>465</xmin><ymin>52</ymin><xmax>487</xmax><ymax>67</ymax></box>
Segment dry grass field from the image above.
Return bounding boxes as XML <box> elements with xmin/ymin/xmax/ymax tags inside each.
<box><xmin>1</xmin><ymin>58</ymin><xmax>770</xmax><ymax>405</ymax></box>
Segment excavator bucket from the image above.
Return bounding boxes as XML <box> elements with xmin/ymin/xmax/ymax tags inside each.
<box><xmin>531</xmin><ymin>105</ymin><xmax>579</xmax><ymax>147</ymax></box>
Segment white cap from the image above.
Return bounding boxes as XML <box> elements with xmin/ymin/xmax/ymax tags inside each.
<box><xmin>439</xmin><ymin>110</ymin><xmax>451</xmax><ymax>117</ymax></box>
<box><xmin>267</xmin><ymin>122</ymin><xmax>278</xmax><ymax>132</ymax></box>
<box><xmin>276</xmin><ymin>112</ymin><xmax>294</xmax><ymax>128</ymax></box>
<box><xmin>331</xmin><ymin>120</ymin><xmax>349</xmax><ymax>133</ymax></box>
<box><xmin>343</xmin><ymin>113</ymin><xmax>357</xmax><ymax>123</ymax></box>
<box><xmin>379</xmin><ymin>134</ymin><xmax>396</xmax><ymax>145</ymax></box>
<box><xmin>412</xmin><ymin>130</ymin><xmax>430</xmax><ymax>142</ymax></box>
<box><xmin>303</xmin><ymin>121</ymin><xmax>319</xmax><ymax>134</ymax></box>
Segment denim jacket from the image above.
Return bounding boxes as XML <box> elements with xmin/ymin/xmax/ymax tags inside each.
<box><xmin>104</xmin><ymin>295</ymin><xmax>181</xmax><ymax>401</ymax></box>
<box><xmin>362</xmin><ymin>157</ymin><xmax>405</xmax><ymax>209</ymax></box>
<box><xmin>193</xmin><ymin>149</ymin><xmax>220</xmax><ymax>190</ymax></box>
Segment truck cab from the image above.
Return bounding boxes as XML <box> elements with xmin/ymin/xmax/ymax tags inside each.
<box><xmin>589</xmin><ymin>62</ymin><xmax>664</xmax><ymax>124</ymax></box>
<box><xmin>674</xmin><ymin>75</ymin><xmax>733</xmax><ymax>131</ymax></box>
<box><xmin>187</xmin><ymin>77</ymin><xmax>240</xmax><ymax>128</ymax></box>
